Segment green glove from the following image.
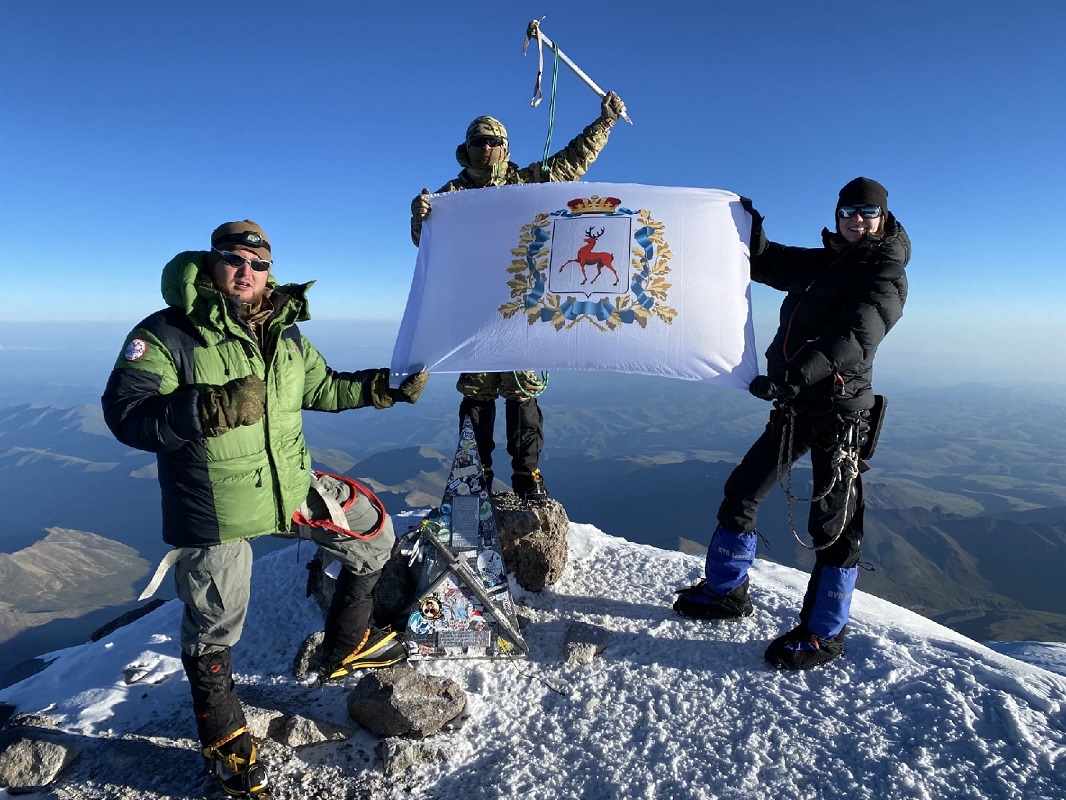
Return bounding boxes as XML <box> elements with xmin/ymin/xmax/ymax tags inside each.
<box><xmin>393</xmin><ymin>371</ymin><xmax>428</xmax><ymax>404</ymax></box>
<box><xmin>199</xmin><ymin>375</ymin><xmax>266</xmax><ymax>437</ymax></box>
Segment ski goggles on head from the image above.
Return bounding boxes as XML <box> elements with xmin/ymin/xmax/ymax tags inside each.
<box><xmin>468</xmin><ymin>135</ymin><xmax>506</xmax><ymax>148</ymax></box>
<box><xmin>837</xmin><ymin>205</ymin><xmax>883</xmax><ymax>220</ymax></box>
<box><xmin>212</xmin><ymin>248</ymin><xmax>272</xmax><ymax>272</ymax></box>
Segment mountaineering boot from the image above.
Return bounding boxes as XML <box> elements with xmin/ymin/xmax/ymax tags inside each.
<box><xmin>482</xmin><ymin>467</ymin><xmax>495</xmax><ymax>494</ymax></box>
<box><xmin>765</xmin><ymin>564</ymin><xmax>857</xmax><ymax>669</ymax></box>
<box><xmin>202</xmin><ymin>729</ymin><xmax>270</xmax><ymax>798</ymax></box>
<box><xmin>316</xmin><ymin>567</ymin><xmax>406</xmax><ymax>681</ymax></box>
<box><xmin>511</xmin><ymin>468</ymin><xmax>549</xmax><ymax>504</ymax></box>
<box><xmin>674</xmin><ymin>525</ymin><xmax>757</xmax><ymax>619</ymax></box>
<box><xmin>673</xmin><ymin>577</ymin><xmax>754</xmax><ymax>619</ymax></box>
<box><xmin>764</xmin><ymin>625</ymin><xmax>846</xmax><ymax>670</ymax></box>
<box><xmin>318</xmin><ymin>626</ymin><xmax>407</xmax><ymax>682</ymax></box>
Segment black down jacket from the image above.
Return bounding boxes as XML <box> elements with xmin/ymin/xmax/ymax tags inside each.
<box><xmin>751</xmin><ymin>212</ymin><xmax>910</xmax><ymax>414</ymax></box>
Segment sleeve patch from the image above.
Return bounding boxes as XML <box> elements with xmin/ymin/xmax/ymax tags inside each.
<box><xmin>124</xmin><ymin>338</ymin><xmax>149</xmax><ymax>361</ymax></box>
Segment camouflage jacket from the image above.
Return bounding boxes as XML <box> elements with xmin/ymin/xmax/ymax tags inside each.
<box><xmin>410</xmin><ymin>115</ymin><xmax>615</xmax><ymax>246</ymax></box>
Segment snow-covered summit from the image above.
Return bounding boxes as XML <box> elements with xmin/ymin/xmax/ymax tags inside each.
<box><xmin>2</xmin><ymin>523</ymin><xmax>1065</xmax><ymax>799</ymax></box>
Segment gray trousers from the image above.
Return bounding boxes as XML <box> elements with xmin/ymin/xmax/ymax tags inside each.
<box><xmin>175</xmin><ymin>487</ymin><xmax>395</xmax><ymax>656</ymax></box>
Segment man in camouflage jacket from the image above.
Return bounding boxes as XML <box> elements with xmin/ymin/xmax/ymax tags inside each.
<box><xmin>410</xmin><ymin>91</ymin><xmax>627</xmax><ymax>501</ymax></box>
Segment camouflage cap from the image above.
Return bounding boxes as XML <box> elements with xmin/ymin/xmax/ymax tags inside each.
<box><xmin>465</xmin><ymin>116</ymin><xmax>508</xmax><ymax>144</ymax></box>
<box><xmin>210</xmin><ymin>220</ymin><xmax>272</xmax><ymax>260</ymax></box>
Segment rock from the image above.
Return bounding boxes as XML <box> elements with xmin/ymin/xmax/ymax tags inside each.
<box><xmin>564</xmin><ymin>621</ymin><xmax>613</xmax><ymax>666</ymax></box>
<box><xmin>346</xmin><ymin>666</ymin><xmax>466</xmax><ymax>738</ymax></box>
<box><xmin>241</xmin><ymin>704</ymin><xmax>286</xmax><ymax>741</ymax></box>
<box><xmin>292</xmin><ymin>630</ymin><xmax>325</xmax><ymax>679</ymax></box>
<box><xmin>492</xmin><ymin>495</ymin><xmax>570</xmax><ymax>591</ymax></box>
<box><xmin>268</xmin><ymin>714</ymin><xmax>354</xmax><ymax>747</ymax></box>
<box><xmin>0</xmin><ymin>715</ymin><xmax>79</xmax><ymax>791</ymax></box>
<box><xmin>378</xmin><ymin>738</ymin><xmax>449</xmax><ymax>776</ymax></box>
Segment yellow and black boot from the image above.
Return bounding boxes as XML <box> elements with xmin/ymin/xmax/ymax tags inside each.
<box><xmin>317</xmin><ymin>568</ymin><xmax>406</xmax><ymax>682</ymax></box>
<box><xmin>183</xmin><ymin>649</ymin><xmax>269</xmax><ymax>797</ymax></box>
<box><xmin>203</xmin><ymin>729</ymin><xmax>270</xmax><ymax>799</ymax></box>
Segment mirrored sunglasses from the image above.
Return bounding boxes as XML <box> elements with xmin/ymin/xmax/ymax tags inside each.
<box><xmin>212</xmin><ymin>248</ymin><xmax>272</xmax><ymax>272</ymax></box>
<box><xmin>838</xmin><ymin>205</ymin><xmax>883</xmax><ymax>220</ymax></box>
<box><xmin>468</xmin><ymin>135</ymin><xmax>506</xmax><ymax>148</ymax></box>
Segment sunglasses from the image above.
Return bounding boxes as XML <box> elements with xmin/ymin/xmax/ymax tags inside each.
<box><xmin>468</xmin><ymin>135</ymin><xmax>506</xmax><ymax>148</ymax></box>
<box><xmin>838</xmin><ymin>205</ymin><xmax>883</xmax><ymax>220</ymax></box>
<box><xmin>212</xmin><ymin>248</ymin><xmax>272</xmax><ymax>272</ymax></box>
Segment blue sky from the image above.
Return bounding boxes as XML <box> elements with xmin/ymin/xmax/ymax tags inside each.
<box><xmin>3</xmin><ymin>1</ymin><xmax>1064</xmax><ymax>383</ymax></box>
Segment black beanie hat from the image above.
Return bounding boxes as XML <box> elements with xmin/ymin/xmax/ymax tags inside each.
<box><xmin>837</xmin><ymin>177</ymin><xmax>888</xmax><ymax>213</ymax></box>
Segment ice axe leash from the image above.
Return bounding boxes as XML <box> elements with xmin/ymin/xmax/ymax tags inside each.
<box><xmin>524</xmin><ymin>18</ymin><xmax>632</xmax><ymax>125</ymax></box>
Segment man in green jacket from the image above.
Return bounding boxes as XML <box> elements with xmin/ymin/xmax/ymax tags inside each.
<box><xmin>410</xmin><ymin>91</ymin><xmax>627</xmax><ymax>502</ymax></box>
<box><xmin>102</xmin><ymin>220</ymin><xmax>427</xmax><ymax>799</ymax></box>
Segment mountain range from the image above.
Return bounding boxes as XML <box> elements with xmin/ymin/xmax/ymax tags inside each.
<box><xmin>2</xmin><ymin>371</ymin><xmax>1065</xmax><ymax>684</ymax></box>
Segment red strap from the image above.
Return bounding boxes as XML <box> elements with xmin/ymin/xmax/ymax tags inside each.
<box><xmin>291</xmin><ymin>471</ymin><xmax>387</xmax><ymax>540</ymax></box>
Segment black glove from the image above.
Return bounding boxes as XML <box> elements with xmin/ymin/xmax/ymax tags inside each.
<box><xmin>199</xmin><ymin>375</ymin><xmax>266</xmax><ymax>437</ymax></box>
<box><xmin>391</xmin><ymin>371</ymin><xmax>428</xmax><ymax>404</ymax></box>
<box><xmin>738</xmin><ymin>196</ymin><xmax>765</xmax><ymax>248</ymax></box>
<box><xmin>748</xmin><ymin>375</ymin><xmax>799</xmax><ymax>403</ymax></box>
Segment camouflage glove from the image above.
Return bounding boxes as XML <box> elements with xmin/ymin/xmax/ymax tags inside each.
<box><xmin>391</xmin><ymin>371</ymin><xmax>429</xmax><ymax>404</ymax></box>
<box><xmin>368</xmin><ymin>368</ymin><xmax>397</xmax><ymax>409</ymax></box>
<box><xmin>199</xmin><ymin>375</ymin><xmax>266</xmax><ymax>437</ymax></box>
<box><xmin>411</xmin><ymin>189</ymin><xmax>431</xmax><ymax>222</ymax></box>
<box><xmin>599</xmin><ymin>91</ymin><xmax>626</xmax><ymax>124</ymax></box>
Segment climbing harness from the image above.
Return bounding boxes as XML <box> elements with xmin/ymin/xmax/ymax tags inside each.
<box><xmin>775</xmin><ymin>403</ymin><xmax>862</xmax><ymax>552</ymax></box>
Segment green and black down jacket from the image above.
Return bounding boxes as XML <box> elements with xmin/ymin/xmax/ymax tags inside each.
<box><xmin>102</xmin><ymin>251</ymin><xmax>388</xmax><ymax>547</ymax></box>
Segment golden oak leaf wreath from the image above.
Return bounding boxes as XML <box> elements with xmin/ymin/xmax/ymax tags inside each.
<box><xmin>499</xmin><ymin>208</ymin><xmax>676</xmax><ymax>331</ymax></box>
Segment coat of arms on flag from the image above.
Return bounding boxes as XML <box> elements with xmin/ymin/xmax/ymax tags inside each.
<box><xmin>391</xmin><ymin>181</ymin><xmax>759</xmax><ymax>389</ymax></box>
<box><xmin>500</xmin><ymin>195</ymin><xmax>676</xmax><ymax>331</ymax></box>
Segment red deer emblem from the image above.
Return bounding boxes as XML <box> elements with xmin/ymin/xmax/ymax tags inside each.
<box><xmin>558</xmin><ymin>226</ymin><xmax>619</xmax><ymax>286</ymax></box>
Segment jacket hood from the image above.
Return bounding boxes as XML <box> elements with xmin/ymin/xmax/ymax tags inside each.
<box><xmin>820</xmin><ymin>212</ymin><xmax>910</xmax><ymax>269</ymax></box>
<box><xmin>160</xmin><ymin>250</ymin><xmax>313</xmax><ymax>343</ymax></box>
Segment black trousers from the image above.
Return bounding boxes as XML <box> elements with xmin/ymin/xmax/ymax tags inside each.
<box><xmin>459</xmin><ymin>397</ymin><xmax>543</xmax><ymax>476</ymax></box>
<box><xmin>717</xmin><ymin>409</ymin><xmax>866</xmax><ymax>569</ymax></box>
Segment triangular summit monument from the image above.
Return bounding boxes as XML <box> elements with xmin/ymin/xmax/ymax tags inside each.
<box><xmin>403</xmin><ymin>417</ymin><xmax>528</xmax><ymax>659</ymax></box>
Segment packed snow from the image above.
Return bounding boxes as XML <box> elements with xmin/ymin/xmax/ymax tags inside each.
<box><xmin>2</xmin><ymin>521</ymin><xmax>1065</xmax><ymax>800</ymax></box>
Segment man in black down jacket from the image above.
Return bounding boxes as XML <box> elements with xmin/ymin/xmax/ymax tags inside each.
<box><xmin>674</xmin><ymin>177</ymin><xmax>910</xmax><ymax>670</ymax></box>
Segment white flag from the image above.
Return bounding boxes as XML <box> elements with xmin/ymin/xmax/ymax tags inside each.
<box><xmin>391</xmin><ymin>181</ymin><xmax>759</xmax><ymax>389</ymax></box>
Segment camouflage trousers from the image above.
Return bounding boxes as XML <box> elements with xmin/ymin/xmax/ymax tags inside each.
<box><xmin>456</xmin><ymin>372</ymin><xmax>544</xmax><ymax>477</ymax></box>
<box><xmin>455</xmin><ymin>371</ymin><xmax>546</xmax><ymax>401</ymax></box>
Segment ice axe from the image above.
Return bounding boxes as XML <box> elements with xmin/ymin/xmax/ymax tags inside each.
<box><xmin>524</xmin><ymin>18</ymin><xmax>632</xmax><ymax>125</ymax></box>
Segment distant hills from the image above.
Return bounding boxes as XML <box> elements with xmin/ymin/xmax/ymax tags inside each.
<box><xmin>0</xmin><ymin>527</ymin><xmax>150</xmax><ymax>685</ymax></box>
<box><xmin>2</xmin><ymin>372</ymin><xmax>1066</xmax><ymax>682</ymax></box>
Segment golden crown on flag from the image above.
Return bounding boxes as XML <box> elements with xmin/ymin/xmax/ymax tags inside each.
<box><xmin>566</xmin><ymin>195</ymin><xmax>622</xmax><ymax>215</ymax></box>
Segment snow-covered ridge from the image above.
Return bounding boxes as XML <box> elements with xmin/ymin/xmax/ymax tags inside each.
<box><xmin>2</xmin><ymin>523</ymin><xmax>1065</xmax><ymax>799</ymax></box>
